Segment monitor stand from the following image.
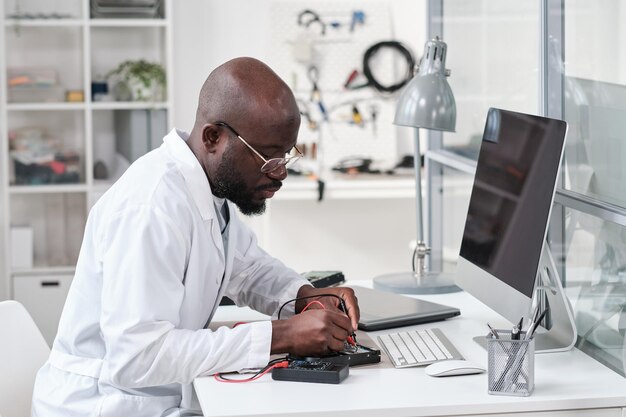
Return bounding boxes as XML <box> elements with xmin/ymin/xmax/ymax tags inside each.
<box><xmin>474</xmin><ymin>244</ymin><xmax>578</xmax><ymax>353</ymax></box>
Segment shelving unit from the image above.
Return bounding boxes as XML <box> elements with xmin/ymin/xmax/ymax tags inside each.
<box><xmin>276</xmin><ymin>174</ymin><xmax>414</xmax><ymax>201</ymax></box>
<box><xmin>0</xmin><ymin>0</ymin><xmax>173</xmax><ymax>343</ymax></box>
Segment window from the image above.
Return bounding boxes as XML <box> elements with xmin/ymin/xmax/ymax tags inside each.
<box><xmin>428</xmin><ymin>0</ymin><xmax>626</xmax><ymax>376</ymax></box>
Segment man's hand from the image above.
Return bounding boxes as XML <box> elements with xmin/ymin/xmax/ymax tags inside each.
<box><xmin>269</xmin><ymin>285</ymin><xmax>361</xmax><ymax>356</ymax></box>
<box><xmin>270</xmin><ymin>309</ymin><xmax>352</xmax><ymax>356</ymax></box>
<box><xmin>295</xmin><ymin>285</ymin><xmax>360</xmax><ymax>331</ymax></box>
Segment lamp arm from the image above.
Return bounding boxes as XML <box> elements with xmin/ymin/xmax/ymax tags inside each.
<box><xmin>413</xmin><ymin>129</ymin><xmax>425</xmax><ymax>243</ymax></box>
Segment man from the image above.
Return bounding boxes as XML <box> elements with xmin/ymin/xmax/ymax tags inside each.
<box><xmin>32</xmin><ymin>57</ymin><xmax>359</xmax><ymax>416</ymax></box>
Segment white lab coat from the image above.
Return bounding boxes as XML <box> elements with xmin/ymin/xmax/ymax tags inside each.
<box><xmin>31</xmin><ymin>129</ymin><xmax>309</xmax><ymax>416</ymax></box>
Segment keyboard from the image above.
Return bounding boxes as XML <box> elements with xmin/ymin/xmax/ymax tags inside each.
<box><xmin>377</xmin><ymin>328</ymin><xmax>463</xmax><ymax>368</ymax></box>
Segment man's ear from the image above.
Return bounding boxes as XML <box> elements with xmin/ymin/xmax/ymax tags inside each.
<box><xmin>201</xmin><ymin>124</ymin><xmax>222</xmax><ymax>153</ymax></box>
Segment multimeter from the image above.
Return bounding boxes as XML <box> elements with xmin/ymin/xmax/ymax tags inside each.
<box><xmin>271</xmin><ymin>360</ymin><xmax>349</xmax><ymax>384</ymax></box>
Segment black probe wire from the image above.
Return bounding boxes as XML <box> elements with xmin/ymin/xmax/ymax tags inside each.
<box><xmin>278</xmin><ymin>293</ymin><xmax>359</xmax><ymax>349</ymax></box>
<box><xmin>361</xmin><ymin>40</ymin><xmax>415</xmax><ymax>93</ymax></box>
<box><xmin>277</xmin><ymin>293</ymin><xmax>345</xmax><ymax>320</ymax></box>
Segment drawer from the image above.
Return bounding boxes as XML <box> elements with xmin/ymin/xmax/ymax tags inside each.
<box><xmin>12</xmin><ymin>274</ymin><xmax>73</xmax><ymax>347</ymax></box>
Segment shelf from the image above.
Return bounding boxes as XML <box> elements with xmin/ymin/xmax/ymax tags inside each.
<box><xmin>425</xmin><ymin>149</ymin><xmax>477</xmax><ymax>175</ymax></box>
<box><xmin>11</xmin><ymin>266</ymin><xmax>75</xmax><ymax>276</ymax></box>
<box><xmin>9</xmin><ymin>184</ymin><xmax>88</xmax><ymax>194</ymax></box>
<box><xmin>7</xmin><ymin>102</ymin><xmax>86</xmax><ymax>111</ymax></box>
<box><xmin>3</xmin><ymin>19</ymin><xmax>168</xmax><ymax>28</ymax></box>
<box><xmin>275</xmin><ymin>175</ymin><xmax>415</xmax><ymax>201</ymax></box>
<box><xmin>90</xmin><ymin>101</ymin><xmax>169</xmax><ymax>110</ymax></box>
<box><xmin>4</xmin><ymin>18</ymin><xmax>83</xmax><ymax>27</ymax></box>
<box><xmin>89</xmin><ymin>18</ymin><xmax>168</xmax><ymax>27</ymax></box>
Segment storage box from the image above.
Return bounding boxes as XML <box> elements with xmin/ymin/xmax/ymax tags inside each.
<box><xmin>7</xmin><ymin>67</ymin><xmax>64</xmax><ymax>103</ymax></box>
<box><xmin>11</xmin><ymin>226</ymin><xmax>34</xmax><ymax>269</ymax></box>
<box><xmin>8</xmin><ymin>85</ymin><xmax>65</xmax><ymax>103</ymax></box>
<box><xmin>114</xmin><ymin>109</ymin><xmax>167</xmax><ymax>162</ymax></box>
<box><xmin>91</xmin><ymin>0</ymin><xmax>163</xmax><ymax>18</ymax></box>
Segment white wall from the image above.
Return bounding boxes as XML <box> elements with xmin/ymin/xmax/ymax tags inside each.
<box><xmin>173</xmin><ymin>0</ymin><xmax>425</xmax><ymax>131</ymax></box>
<box><xmin>172</xmin><ymin>1</ymin><xmax>428</xmax><ymax>280</ymax></box>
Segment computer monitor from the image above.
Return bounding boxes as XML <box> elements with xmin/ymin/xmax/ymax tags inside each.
<box><xmin>455</xmin><ymin>108</ymin><xmax>568</xmax><ymax>336</ymax></box>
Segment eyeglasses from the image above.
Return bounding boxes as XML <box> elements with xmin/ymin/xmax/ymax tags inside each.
<box><xmin>215</xmin><ymin>122</ymin><xmax>303</xmax><ymax>174</ymax></box>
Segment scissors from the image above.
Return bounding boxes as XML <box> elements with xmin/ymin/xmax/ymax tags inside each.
<box><xmin>297</xmin><ymin>9</ymin><xmax>326</xmax><ymax>35</ymax></box>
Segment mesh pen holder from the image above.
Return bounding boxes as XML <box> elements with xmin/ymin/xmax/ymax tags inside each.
<box><xmin>487</xmin><ymin>330</ymin><xmax>535</xmax><ymax>397</ymax></box>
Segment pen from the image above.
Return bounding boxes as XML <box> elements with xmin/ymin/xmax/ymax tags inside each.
<box><xmin>526</xmin><ymin>305</ymin><xmax>540</xmax><ymax>334</ymax></box>
<box><xmin>486</xmin><ymin>322</ymin><xmax>499</xmax><ymax>339</ymax></box>
<box><xmin>502</xmin><ymin>342</ymin><xmax>531</xmax><ymax>391</ymax></box>
<box><xmin>531</xmin><ymin>304</ymin><xmax>540</xmax><ymax>324</ymax></box>
<box><xmin>494</xmin><ymin>330</ymin><xmax>524</xmax><ymax>389</ymax></box>
<box><xmin>511</xmin><ymin>324</ymin><xmax>520</xmax><ymax>341</ymax></box>
<box><xmin>525</xmin><ymin>308</ymin><xmax>548</xmax><ymax>340</ymax></box>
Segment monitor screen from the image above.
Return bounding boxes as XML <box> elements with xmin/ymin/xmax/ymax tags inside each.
<box><xmin>456</xmin><ymin>108</ymin><xmax>567</xmax><ymax>322</ymax></box>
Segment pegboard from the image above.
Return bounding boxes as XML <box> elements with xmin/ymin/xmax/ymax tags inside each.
<box><xmin>268</xmin><ymin>1</ymin><xmax>415</xmax><ymax>172</ymax></box>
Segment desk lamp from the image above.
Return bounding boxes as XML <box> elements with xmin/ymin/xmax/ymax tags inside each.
<box><xmin>373</xmin><ymin>36</ymin><xmax>461</xmax><ymax>294</ymax></box>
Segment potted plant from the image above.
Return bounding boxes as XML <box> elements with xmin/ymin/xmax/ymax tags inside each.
<box><xmin>107</xmin><ymin>59</ymin><xmax>166</xmax><ymax>102</ymax></box>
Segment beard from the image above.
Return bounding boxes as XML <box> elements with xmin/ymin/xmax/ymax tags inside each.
<box><xmin>210</xmin><ymin>145</ymin><xmax>267</xmax><ymax>216</ymax></box>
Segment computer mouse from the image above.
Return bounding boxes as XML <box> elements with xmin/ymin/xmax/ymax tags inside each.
<box><xmin>424</xmin><ymin>360</ymin><xmax>486</xmax><ymax>377</ymax></box>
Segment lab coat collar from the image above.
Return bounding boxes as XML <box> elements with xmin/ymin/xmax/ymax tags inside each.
<box><xmin>163</xmin><ymin>128</ymin><xmax>216</xmax><ymax>221</ymax></box>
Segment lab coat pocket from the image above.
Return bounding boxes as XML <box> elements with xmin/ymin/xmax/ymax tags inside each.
<box><xmin>99</xmin><ymin>392</ymin><xmax>182</xmax><ymax>417</ymax></box>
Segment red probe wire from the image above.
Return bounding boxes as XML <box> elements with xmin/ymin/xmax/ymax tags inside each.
<box><xmin>213</xmin><ymin>360</ymin><xmax>289</xmax><ymax>383</ymax></box>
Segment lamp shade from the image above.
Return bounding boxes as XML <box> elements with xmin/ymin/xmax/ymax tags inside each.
<box><xmin>394</xmin><ymin>36</ymin><xmax>456</xmax><ymax>132</ymax></box>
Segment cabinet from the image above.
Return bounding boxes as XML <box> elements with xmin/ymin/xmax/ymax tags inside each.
<box><xmin>13</xmin><ymin>274</ymin><xmax>73</xmax><ymax>346</ymax></box>
<box><xmin>0</xmin><ymin>0</ymin><xmax>174</xmax><ymax>311</ymax></box>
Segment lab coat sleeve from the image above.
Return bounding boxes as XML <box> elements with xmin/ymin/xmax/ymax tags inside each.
<box><xmin>225</xmin><ymin>217</ymin><xmax>310</xmax><ymax>318</ymax></box>
<box><xmin>99</xmin><ymin>205</ymin><xmax>272</xmax><ymax>389</ymax></box>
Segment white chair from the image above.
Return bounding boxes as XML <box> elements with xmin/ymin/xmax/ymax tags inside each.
<box><xmin>0</xmin><ymin>300</ymin><xmax>50</xmax><ymax>417</ymax></box>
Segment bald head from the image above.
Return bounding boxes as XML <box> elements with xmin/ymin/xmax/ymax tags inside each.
<box><xmin>193</xmin><ymin>57</ymin><xmax>300</xmax><ymax>132</ymax></box>
<box><xmin>187</xmin><ymin>58</ymin><xmax>301</xmax><ymax>215</ymax></box>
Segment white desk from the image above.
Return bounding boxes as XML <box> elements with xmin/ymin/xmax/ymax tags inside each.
<box><xmin>194</xmin><ymin>285</ymin><xmax>626</xmax><ymax>417</ymax></box>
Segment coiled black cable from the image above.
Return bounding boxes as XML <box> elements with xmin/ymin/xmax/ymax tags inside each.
<box><xmin>362</xmin><ymin>40</ymin><xmax>415</xmax><ymax>93</ymax></box>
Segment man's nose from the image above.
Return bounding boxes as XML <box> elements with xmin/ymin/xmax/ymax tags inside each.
<box><xmin>266</xmin><ymin>165</ymin><xmax>288</xmax><ymax>180</ymax></box>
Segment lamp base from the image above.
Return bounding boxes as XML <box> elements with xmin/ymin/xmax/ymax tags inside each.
<box><xmin>373</xmin><ymin>271</ymin><xmax>462</xmax><ymax>295</ymax></box>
